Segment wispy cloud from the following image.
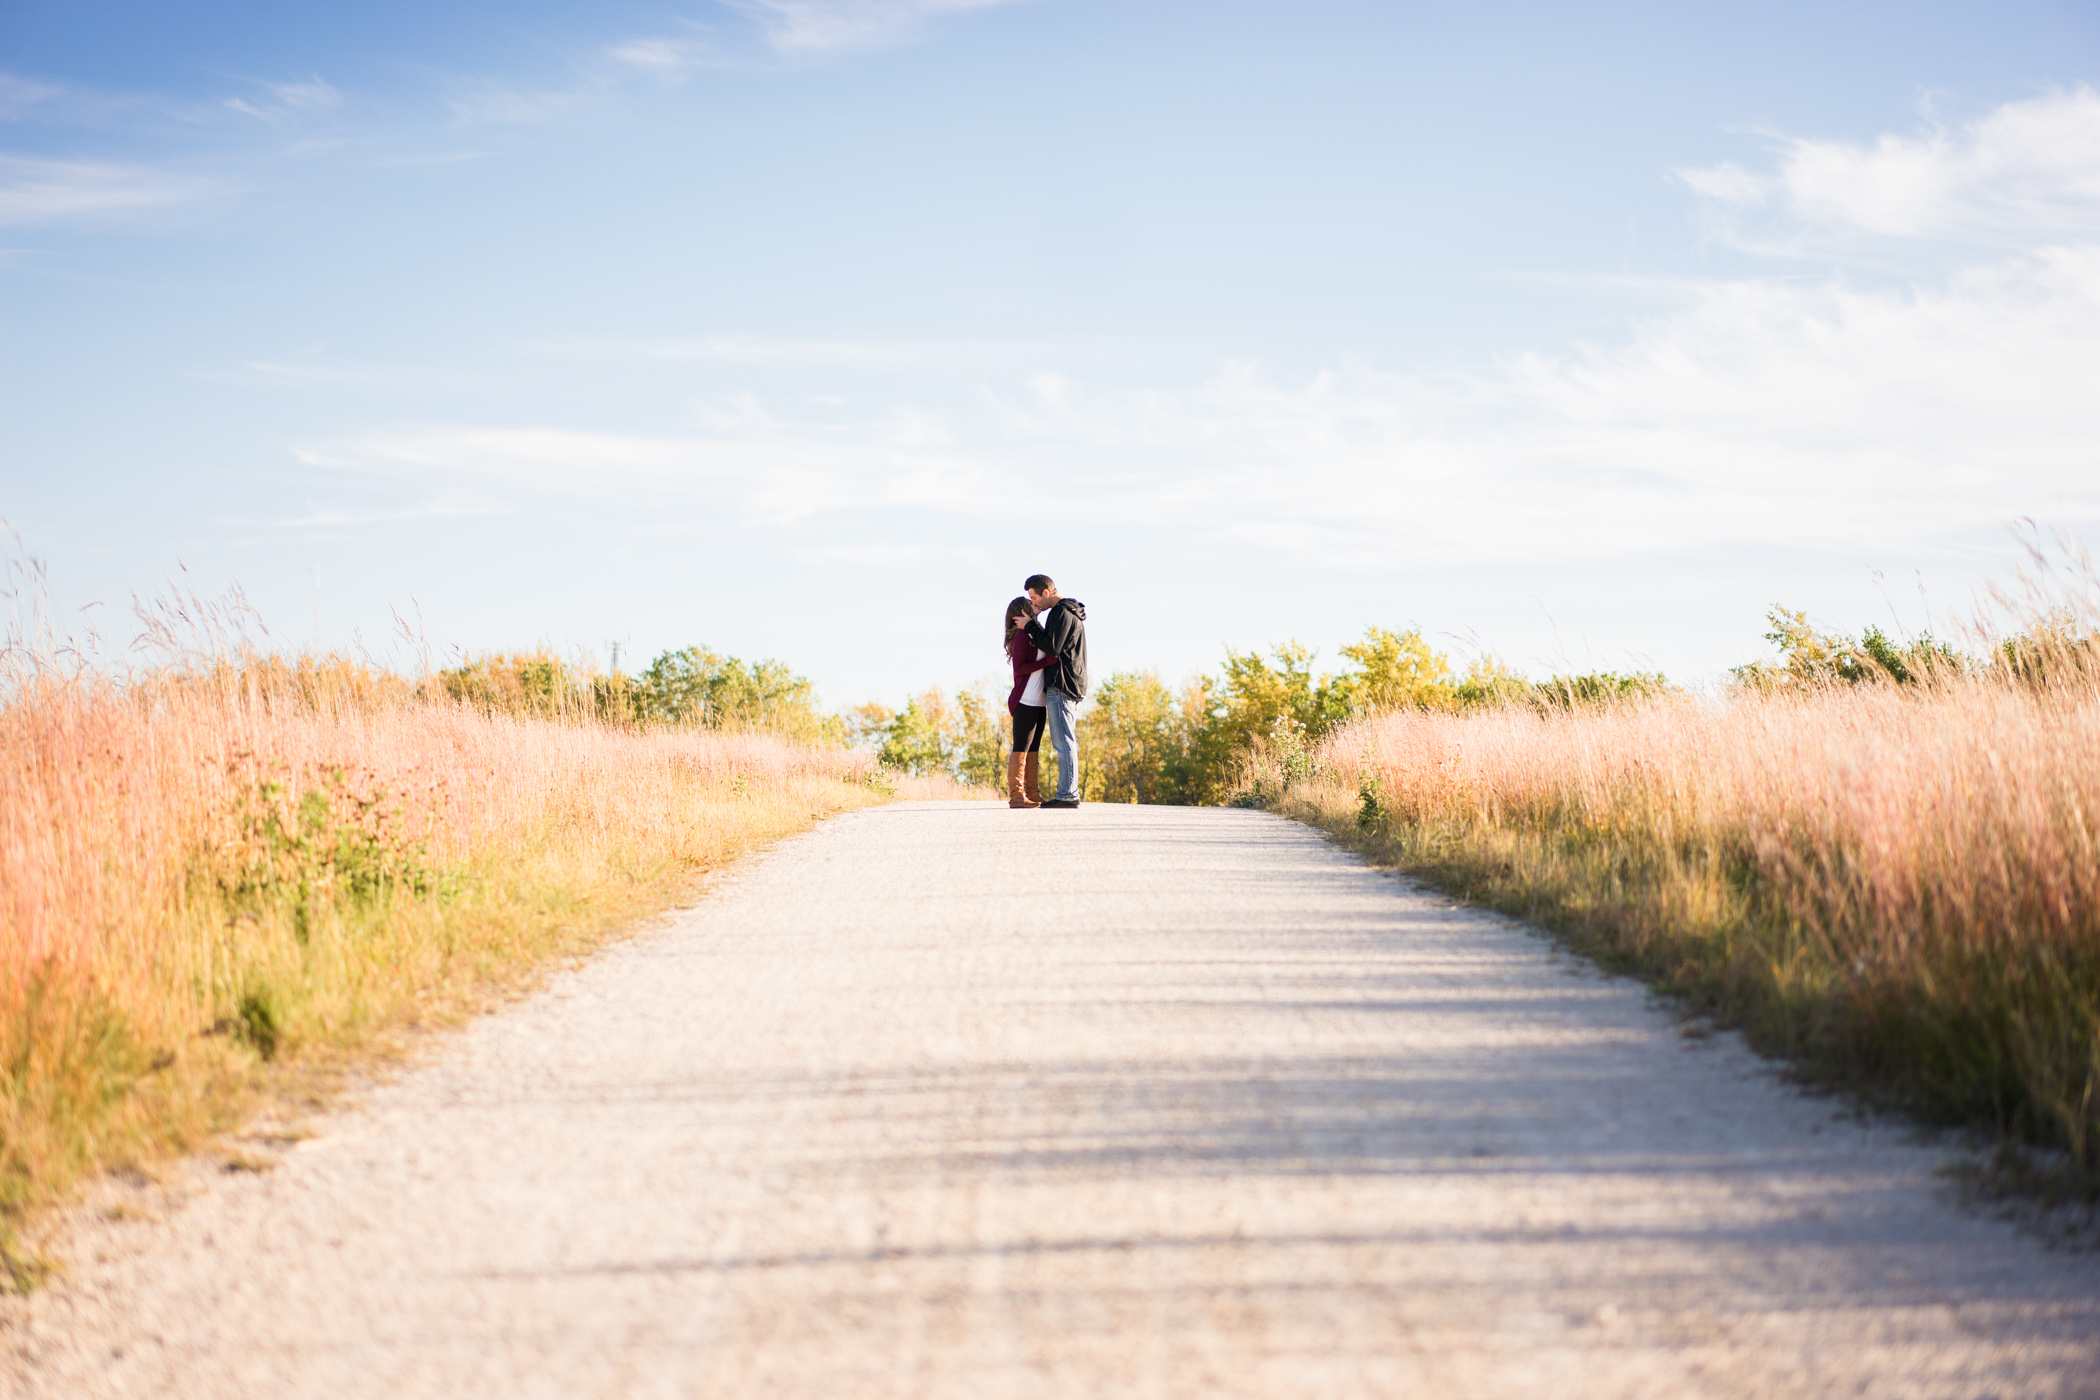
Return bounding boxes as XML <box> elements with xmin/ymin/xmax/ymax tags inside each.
<box><xmin>444</xmin><ymin>37</ymin><xmax>697</xmax><ymax>123</ymax></box>
<box><xmin>0</xmin><ymin>73</ymin><xmax>65</xmax><ymax>118</ymax></box>
<box><xmin>201</xmin><ymin>356</ymin><xmax>492</xmax><ymax>393</ymax></box>
<box><xmin>591</xmin><ymin>0</ymin><xmax>1033</xmax><ymax>81</ymax></box>
<box><xmin>521</xmin><ymin>334</ymin><xmax>944</xmax><ymax>367</ymax></box>
<box><xmin>604</xmin><ymin>38</ymin><xmax>708</xmax><ymax>75</ymax></box>
<box><xmin>294</xmin><ymin>408</ymin><xmax>999</xmax><ymax>525</ymax></box>
<box><xmin>286</xmin><ymin>93</ymin><xmax>2100</xmax><ymax>580</ymax></box>
<box><xmin>794</xmin><ymin>544</ymin><xmax>928</xmax><ymax>564</ymax></box>
<box><xmin>732</xmin><ymin>0</ymin><xmax>1031</xmax><ymax>57</ymax></box>
<box><xmin>444</xmin><ymin>78</ymin><xmax>606</xmax><ymax>127</ymax></box>
<box><xmin>1</xmin><ymin>67</ymin><xmax>354</xmax><ymax>136</ymax></box>
<box><xmin>284</xmin><ymin>242</ymin><xmax>2100</xmax><ymax>569</ymax></box>
<box><xmin>222</xmin><ymin>75</ymin><xmax>342</xmax><ymax>123</ymax></box>
<box><xmin>0</xmin><ymin>69</ymin><xmax>350</xmax><ymax>229</ymax></box>
<box><xmin>254</xmin><ymin>493</ymin><xmax>504</xmax><ymax>529</ymax></box>
<box><xmin>1016</xmin><ymin>244</ymin><xmax>2100</xmax><ymax>566</ymax></box>
<box><xmin>295</xmin><ymin>231</ymin><xmax>2100</xmax><ymax>565</ymax></box>
<box><xmin>363</xmin><ymin>150</ymin><xmax>489</xmax><ymax>169</ymax></box>
<box><xmin>300</xmin><ymin>247</ymin><xmax>2100</xmax><ymax>570</ymax></box>
<box><xmin>241</xmin><ymin>360</ymin><xmax>391</xmax><ymax>385</ymax></box>
<box><xmin>0</xmin><ymin>154</ymin><xmax>212</xmax><ymax>226</ymax></box>
<box><xmin>441</xmin><ymin>0</ymin><xmax>1030</xmax><ymax>124</ymax></box>
<box><xmin>1681</xmin><ymin>87</ymin><xmax>2100</xmax><ymax>251</ymax></box>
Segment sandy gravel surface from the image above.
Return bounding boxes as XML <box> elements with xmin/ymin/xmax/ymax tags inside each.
<box><xmin>5</xmin><ymin>801</ymin><xmax>2098</xmax><ymax>1398</ymax></box>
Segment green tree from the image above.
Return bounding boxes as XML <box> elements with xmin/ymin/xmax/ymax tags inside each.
<box><xmin>870</xmin><ymin>693</ymin><xmax>951</xmax><ymax>775</ymax></box>
<box><xmin>1997</xmin><ymin>612</ymin><xmax>2099</xmax><ymax>690</ymax></box>
<box><xmin>1079</xmin><ymin>671</ymin><xmax>1199</xmax><ymax>804</ymax></box>
<box><xmin>1208</xmin><ymin>642</ymin><xmax>1344</xmax><ymax>751</ymax></box>
<box><xmin>1168</xmin><ymin>627</ymin><xmax>1478</xmax><ymax>804</ymax></box>
<box><xmin>1454</xmin><ymin>653</ymin><xmax>1531</xmax><ymax>708</ymax></box>
<box><xmin>1733</xmin><ymin>607</ymin><xmax>1965</xmax><ymax>691</ymax></box>
<box><xmin>1858</xmin><ymin>626</ymin><xmax>1963</xmax><ymax>685</ymax></box>
<box><xmin>437</xmin><ymin>651</ymin><xmax>577</xmax><ymax>717</ymax></box>
<box><xmin>953</xmin><ymin>686</ymin><xmax>1008</xmax><ymax>790</ymax></box>
<box><xmin>1333</xmin><ymin>626</ymin><xmax>1458</xmax><ymax>714</ymax></box>
<box><xmin>631</xmin><ymin>647</ymin><xmax>842</xmax><ymax>741</ymax></box>
<box><xmin>856</xmin><ymin>685</ymin><xmax>1005</xmax><ymax>786</ymax></box>
<box><xmin>1530</xmin><ymin>671</ymin><xmax>1672</xmax><ymax>709</ymax></box>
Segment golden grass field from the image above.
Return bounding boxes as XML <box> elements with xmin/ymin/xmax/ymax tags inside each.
<box><xmin>1281</xmin><ymin>670</ymin><xmax>2100</xmax><ymax>1196</ymax></box>
<box><xmin>0</xmin><ymin>652</ymin><xmax>977</xmax><ymax>1283</ymax></box>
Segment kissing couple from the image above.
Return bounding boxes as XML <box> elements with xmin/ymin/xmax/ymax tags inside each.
<box><xmin>1002</xmin><ymin>574</ymin><xmax>1088</xmax><ymax>810</ymax></box>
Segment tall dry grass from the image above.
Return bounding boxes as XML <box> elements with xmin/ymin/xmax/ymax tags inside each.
<box><xmin>1283</xmin><ymin>669</ymin><xmax>2100</xmax><ymax>1179</ymax></box>
<box><xmin>0</xmin><ymin>651</ymin><xmax>956</xmax><ymax>1281</ymax></box>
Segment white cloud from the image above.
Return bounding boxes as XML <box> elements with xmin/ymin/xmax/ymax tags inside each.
<box><xmin>0</xmin><ymin>155</ymin><xmax>210</xmax><ymax>226</ymax></box>
<box><xmin>450</xmin><ymin>0</ymin><xmax>1027</xmax><ymax>122</ymax></box>
<box><xmin>521</xmin><ymin>334</ymin><xmax>943</xmax><ymax>367</ymax></box>
<box><xmin>266</xmin><ymin>77</ymin><xmax>341</xmax><ymax>111</ymax></box>
<box><xmin>293</xmin><ymin>94</ymin><xmax>2100</xmax><ymax>581</ymax></box>
<box><xmin>444</xmin><ymin>79</ymin><xmax>603</xmax><ymax>127</ymax></box>
<box><xmin>0</xmin><ymin>73</ymin><xmax>64</xmax><ymax>117</ymax></box>
<box><xmin>242</xmin><ymin>361</ymin><xmax>396</xmax><ymax>385</ymax></box>
<box><xmin>293</xmin><ymin>238</ymin><xmax>2100</xmax><ymax>568</ymax></box>
<box><xmin>969</xmin><ymin>244</ymin><xmax>2100</xmax><ymax>568</ymax></box>
<box><xmin>210</xmin><ymin>357</ymin><xmax>491</xmax><ymax>392</ymax></box>
<box><xmin>605</xmin><ymin>39</ymin><xmax>703</xmax><ymax>74</ymax></box>
<box><xmin>430</xmin><ymin>228</ymin><xmax>2100</xmax><ymax>564</ymax></box>
<box><xmin>364</xmin><ymin>150</ymin><xmax>489</xmax><ymax>169</ymax></box>
<box><xmin>223</xmin><ymin>75</ymin><xmax>342</xmax><ymax>122</ymax></box>
<box><xmin>1</xmin><ymin>69</ymin><xmax>349</xmax><ymax>135</ymax></box>
<box><xmin>595</xmin><ymin>0</ymin><xmax>1027</xmax><ymax>80</ymax></box>
<box><xmin>294</xmin><ymin>413</ymin><xmax>1001</xmax><ymax>526</ymax></box>
<box><xmin>1682</xmin><ymin>87</ymin><xmax>2100</xmax><ymax>248</ymax></box>
<box><xmin>448</xmin><ymin>40</ymin><xmax>701</xmax><ymax>121</ymax></box>
<box><xmin>795</xmin><ymin>544</ymin><xmax>928</xmax><ymax>565</ymax></box>
<box><xmin>734</xmin><ymin>0</ymin><xmax>1030</xmax><ymax>56</ymax></box>
<box><xmin>259</xmin><ymin>495</ymin><xmax>500</xmax><ymax>529</ymax></box>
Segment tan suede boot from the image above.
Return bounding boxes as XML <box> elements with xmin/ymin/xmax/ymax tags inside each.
<box><xmin>1022</xmin><ymin>752</ymin><xmax>1045</xmax><ymax>806</ymax></box>
<box><xmin>1007</xmin><ymin>753</ymin><xmax>1039</xmax><ymax>808</ymax></box>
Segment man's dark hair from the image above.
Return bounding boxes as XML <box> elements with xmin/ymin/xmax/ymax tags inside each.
<box><xmin>1024</xmin><ymin>574</ymin><xmax>1055</xmax><ymax>594</ymax></box>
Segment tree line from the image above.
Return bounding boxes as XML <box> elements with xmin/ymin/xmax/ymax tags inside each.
<box><xmin>857</xmin><ymin>626</ymin><xmax>1669</xmax><ymax>805</ymax></box>
<box><xmin>432</xmin><ymin>605</ymin><xmax>2076</xmax><ymax>807</ymax></box>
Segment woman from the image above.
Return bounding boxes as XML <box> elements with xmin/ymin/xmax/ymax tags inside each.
<box><xmin>1005</xmin><ymin>595</ymin><xmax>1058</xmax><ymax>808</ymax></box>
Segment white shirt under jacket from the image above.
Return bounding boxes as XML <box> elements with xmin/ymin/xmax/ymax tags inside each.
<box><xmin>1020</xmin><ymin>636</ymin><xmax>1048</xmax><ymax>707</ymax></box>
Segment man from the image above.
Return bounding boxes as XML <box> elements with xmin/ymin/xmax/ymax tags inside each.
<box><xmin>1022</xmin><ymin>574</ymin><xmax>1087</xmax><ymax>809</ymax></box>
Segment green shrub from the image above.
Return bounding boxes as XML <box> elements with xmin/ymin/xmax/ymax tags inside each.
<box><xmin>1732</xmin><ymin>607</ymin><xmax>1964</xmax><ymax>691</ymax></box>
<box><xmin>851</xmin><ymin>685</ymin><xmax>1005</xmax><ymax>789</ymax></box>
<box><xmin>1079</xmin><ymin>626</ymin><xmax>1495</xmax><ymax>805</ymax></box>
<box><xmin>438</xmin><ymin>647</ymin><xmax>842</xmax><ymax>744</ymax></box>
<box><xmin>1529</xmin><ymin>671</ymin><xmax>1673</xmax><ymax>710</ymax></box>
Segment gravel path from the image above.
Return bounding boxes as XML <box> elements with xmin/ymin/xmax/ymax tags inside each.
<box><xmin>5</xmin><ymin>801</ymin><xmax>2098</xmax><ymax>1398</ymax></box>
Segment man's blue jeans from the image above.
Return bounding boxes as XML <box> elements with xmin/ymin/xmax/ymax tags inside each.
<box><xmin>1045</xmin><ymin>687</ymin><xmax>1081</xmax><ymax>802</ymax></box>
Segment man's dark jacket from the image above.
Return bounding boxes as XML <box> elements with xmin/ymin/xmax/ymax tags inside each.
<box><xmin>1025</xmin><ymin>598</ymin><xmax>1088</xmax><ymax>701</ymax></box>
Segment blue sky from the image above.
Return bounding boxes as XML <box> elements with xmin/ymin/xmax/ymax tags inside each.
<box><xmin>4</xmin><ymin>0</ymin><xmax>2098</xmax><ymax>706</ymax></box>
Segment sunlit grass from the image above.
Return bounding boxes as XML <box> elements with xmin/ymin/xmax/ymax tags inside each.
<box><xmin>0</xmin><ymin>651</ymin><xmax>970</xmax><ymax>1282</ymax></box>
<box><xmin>1281</xmin><ymin>671</ymin><xmax>2100</xmax><ymax>1186</ymax></box>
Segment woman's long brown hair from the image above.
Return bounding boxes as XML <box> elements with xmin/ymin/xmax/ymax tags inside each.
<box><xmin>1004</xmin><ymin>596</ymin><xmax>1036</xmax><ymax>653</ymax></box>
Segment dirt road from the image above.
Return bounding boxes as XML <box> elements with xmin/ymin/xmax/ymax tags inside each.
<box><xmin>5</xmin><ymin>802</ymin><xmax>2097</xmax><ymax>1398</ymax></box>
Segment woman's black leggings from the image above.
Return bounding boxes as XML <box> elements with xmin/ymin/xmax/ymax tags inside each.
<box><xmin>1011</xmin><ymin>703</ymin><xmax>1046</xmax><ymax>753</ymax></box>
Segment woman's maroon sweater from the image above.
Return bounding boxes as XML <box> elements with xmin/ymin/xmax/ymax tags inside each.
<box><xmin>1007</xmin><ymin>630</ymin><xmax>1058</xmax><ymax>713</ymax></box>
